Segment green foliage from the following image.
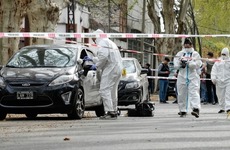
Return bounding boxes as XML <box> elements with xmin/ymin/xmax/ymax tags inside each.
<box><xmin>127</xmin><ymin>0</ymin><xmax>138</xmax><ymax>11</ymax></box>
<box><xmin>194</xmin><ymin>0</ymin><xmax>230</xmax><ymax>52</ymax></box>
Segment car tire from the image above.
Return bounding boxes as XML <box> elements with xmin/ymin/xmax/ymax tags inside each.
<box><xmin>25</xmin><ymin>113</ymin><xmax>37</xmax><ymax>119</ymax></box>
<box><xmin>0</xmin><ymin>112</ymin><xmax>7</xmax><ymax>120</ymax></box>
<box><xmin>95</xmin><ymin>104</ymin><xmax>105</xmax><ymax>117</ymax></box>
<box><xmin>68</xmin><ymin>87</ymin><xmax>85</xmax><ymax>119</ymax></box>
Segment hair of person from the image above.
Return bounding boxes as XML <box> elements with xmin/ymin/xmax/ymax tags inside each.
<box><xmin>164</xmin><ymin>57</ymin><xmax>170</xmax><ymax>62</ymax></box>
<box><xmin>184</xmin><ymin>38</ymin><xmax>192</xmax><ymax>45</ymax></box>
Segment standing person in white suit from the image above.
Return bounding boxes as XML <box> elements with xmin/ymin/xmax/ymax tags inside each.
<box><xmin>173</xmin><ymin>38</ymin><xmax>202</xmax><ymax>118</ymax></box>
<box><xmin>211</xmin><ymin>47</ymin><xmax>230</xmax><ymax>117</ymax></box>
<box><xmin>85</xmin><ymin>29</ymin><xmax>123</xmax><ymax>120</ymax></box>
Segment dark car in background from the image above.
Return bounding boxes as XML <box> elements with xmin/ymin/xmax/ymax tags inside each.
<box><xmin>0</xmin><ymin>44</ymin><xmax>104</xmax><ymax>120</ymax></box>
<box><xmin>118</xmin><ymin>58</ymin><xmax>150</xmax><ymax>108</ymax></box>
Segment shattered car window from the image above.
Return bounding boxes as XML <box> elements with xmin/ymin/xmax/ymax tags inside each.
<box><xmin>6</xmin><ymin>47</ymin><xmax>77</xmax><ymax>68</ymax></box>
<box><xmin>122</xmin><ymin>60</ymin><xmax>136</xmax><ymax>74</ymax></box>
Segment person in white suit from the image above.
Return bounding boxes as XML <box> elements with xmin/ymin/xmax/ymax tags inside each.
<box><xmin>86</xmin><ymin>29</ymin><xmax>123</xmax><ymax>119</ymax></box>
<box><xmin>173</xmin><ymin>38</ymin><xmax>202</xmax><ymax>118</ymax></box>
<box><xmin>211</xmin><ymin>47</ymin><xmax>230</xmax><ymax>117</ymax></box>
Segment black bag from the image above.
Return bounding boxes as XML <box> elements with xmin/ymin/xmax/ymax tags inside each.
<box><xmin>128</xmin><ymin>101</ymin><xmax>155</xmax><ymax>117</ymax></box>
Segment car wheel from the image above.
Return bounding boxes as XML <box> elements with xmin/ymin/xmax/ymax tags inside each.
<box><xmin>68</xmin><ymin>87</ymin><xmax>85</xmax><ymax>119</ymax></box>
<box><xmin>0</xmin><ymin>112</ymin><xmax>7</xmax><ymax>120</ymax></box>
<box><xmin>25</xmin><ymin>113</ymin><xmax>37</xmax><ymax>119</ymax></box>
<box><xmin>95</xmin><ymin>104</ymin><xmax>105</xmax><ymax>117</ymax></box>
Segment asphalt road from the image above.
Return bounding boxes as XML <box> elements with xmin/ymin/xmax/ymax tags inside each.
<box><xmin>1</xmin><ymin>101</ymin><xmax>230</xmax><ymax>150</ymax></box>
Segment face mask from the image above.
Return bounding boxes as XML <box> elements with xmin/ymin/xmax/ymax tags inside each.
<box><xmin>184</xmin><ymin>48</ymin><xmax>192</xmax><ymax>52</ymax></box>
<box><xmin>222</xmin><ymin>55</ymin><xmax>227</xmax><ymax>60</ymax></box>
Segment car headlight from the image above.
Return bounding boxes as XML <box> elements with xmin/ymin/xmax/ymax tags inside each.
<box><xmin>125</xmin><ymin>81</ymin><xmax>140</xmax><ymax>89</ymax></box>
<box><xmin>49</xmin><ymin>75</ymin><xmax>74</xmax><ymax>86</ymax></box>
<box><xmin>0</xmin><ymin>77</ymin><xmax>6</xmax><ymax>88</ymax></box>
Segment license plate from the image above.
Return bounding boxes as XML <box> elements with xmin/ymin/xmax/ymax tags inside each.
<box><xmin>17</xmin><ymin>91</ymin><xmax>33</xmax><ymax>99</ymax></box>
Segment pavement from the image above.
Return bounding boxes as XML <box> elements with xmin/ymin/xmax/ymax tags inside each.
<box><xmin>2</xmin><ymin>95</ymin><xmax>230</xmax><ymax>150</ymax></box>
<box><xmin>150</xmin><ymin>93</ymin><xmax>176</xmax><ymax>102</ymax></box>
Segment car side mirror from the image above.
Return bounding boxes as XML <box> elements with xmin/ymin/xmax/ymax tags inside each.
<box><xmin>141</xmin><ymin>69</ymin><xmax>148</xmax><ymax>74</ymax></box>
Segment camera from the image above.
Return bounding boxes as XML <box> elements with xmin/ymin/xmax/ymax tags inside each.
<box><xmin>181</xmin><ymin>60</ymin><xmax>187</xmax><ymax>68</ymax></box>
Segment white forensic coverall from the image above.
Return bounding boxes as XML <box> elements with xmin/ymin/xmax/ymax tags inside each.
<box><xmin>211</xmin><ymin>48</ymin><xmax>230</xmax><ymax>112</ymax></box>
<box><xmin>93</xmin><ymin>29</ymin><xmax>123</xmax><ymax>113</ymax></box>
<box><xmin>174</xmin><ymin>48</ymin><xmax>202</xmax><ymax>113</ymax></box>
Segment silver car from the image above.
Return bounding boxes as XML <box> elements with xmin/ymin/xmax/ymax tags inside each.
<box><xmin>118</xmin><ymin>58</ymin><xmax>150</xmax><ymax>108</ymax></box>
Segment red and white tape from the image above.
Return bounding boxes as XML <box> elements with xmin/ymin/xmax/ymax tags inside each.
<box><xmin>0</xmin><ymin>32</ymin><xmax>230</xmax><ymax>38</ymax></box>
<box><xmin>2</xmin><ymin>32</ymin><xmax>228</xmax><ymax>63</ymax></box>
<box><xmin>147</xmin><ymin>76</ymin><xmax>211</xmax><ymax>81</ymax></box>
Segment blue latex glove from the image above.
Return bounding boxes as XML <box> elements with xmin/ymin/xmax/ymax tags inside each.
<box><xmin>83</xmin><ymin>56</ymin><xmax>92</xmax><ymax>61</ymax></box>
<box><xmin>90</xmin><ymin>64</ymin><xmax>97</xmax><ymax>70</ymax></box>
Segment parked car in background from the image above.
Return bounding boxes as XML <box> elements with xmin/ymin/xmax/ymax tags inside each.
<box><xmin>166</xmin><ymin>62</ymin><xmax>177</xmax><ymax>100</ymax></box>
<box><xmin>0</xmin><ymin>44</ymin><xmax>104</xmax><ymax>120</ymax></box>
<box><xmin>118</xmin><ymin>58</ymin><xmax>150</xmax><ymax>108</ymax></box>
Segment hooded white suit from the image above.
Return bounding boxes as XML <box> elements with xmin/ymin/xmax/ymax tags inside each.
<box><xmin>211</xmin><ymin>48</ymin><xmax>230</xmax><ymax>111</ymax></box>
<box><xmin>174</xmin><ymin>47</ymin><xmax>202</xmax><ymax>113</ymax></box>
<box><xmin>93</xmin><ymin>29</ymin><xmax>123</xmax><ymax>113</ymax></box>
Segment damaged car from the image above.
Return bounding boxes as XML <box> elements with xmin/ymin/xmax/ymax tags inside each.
<box><xmin>0</xmin><ymin>44</ymin><xmax>104</xmax><ymax>120</ymax></box>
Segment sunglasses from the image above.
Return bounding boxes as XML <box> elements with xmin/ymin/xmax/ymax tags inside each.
<box><xmin>221</xmin><ymin>54</ymin><xmax>226</xmax><ymax>56</ymax></box>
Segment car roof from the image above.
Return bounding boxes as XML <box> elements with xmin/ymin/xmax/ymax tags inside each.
<box><xmin>22</xmin><ymin>44</ymin><xmax>88</xmax><ymax>49</ymax></box>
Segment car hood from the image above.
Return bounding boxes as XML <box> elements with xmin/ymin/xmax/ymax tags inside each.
<box><xmin>1</xmin><ymin>67</ymin><xmax>76</xmax><ymax>81</ymax></box>
<box><xmin>120</xmin><ymin>73</ymin><xmax>140</xmax><ymax>82</ymax></box>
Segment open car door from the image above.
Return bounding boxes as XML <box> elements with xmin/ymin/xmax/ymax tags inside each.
<box><xmin>79</xmin><ymin>48</ymin><xmax>102</xmax><ymax>108</ymax></box>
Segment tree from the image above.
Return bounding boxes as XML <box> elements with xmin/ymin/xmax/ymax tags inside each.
<box><xmin>193</xmin><ymin>0</ymin><xmax>230</xmax><ymax>56</ymax></box>
<box><xmin>0</xmin><ymin>0</ymin><xmax>28</xmax><ymax>64</ymax></box>
<box><xmin>0</xmin><ymin>0</ymin><xmax>70</xmax><ymax>65</ymax></box>
<box><xmin>147</xmin><ymin>0</ymin><xmax>192</xmax><ymax>60</ymax></box>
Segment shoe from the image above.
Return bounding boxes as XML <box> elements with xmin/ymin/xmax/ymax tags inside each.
<box><xmin>99</xmin><ymin>111</ymin><xmax>117</xmax><ymax>120</ymax></box>
<box><xmin>191</xmin><ymin>108</ymin><xmax>199</xmax><ymax>118</ymax></box>
<box><xmin>172</xmin><ymin>100</ymin><xmax>178</xmax><ymax>104</ymax></box>
<box><xmin>161</xmin><ymin>101</ymin><xmax>168</xmax><ymax>104</ymax></box>
<box><xmin>218</xmin><ymin>110</ymin><xmax>225</xmax><ymax>113</ymax></box>
<box><xmin>203</xmin><ymin>102</ymin><xmax>208</xmax><ymax>105</ymax></box>
<box><xmin>178</xmin><ymin>112</ymin><xmax>187</xmax><ymax>117</ymax></box>
<box><xmin>212</xmin><ymin>102</ymin><xmax>217</xmax><ymax>105</ymax></box>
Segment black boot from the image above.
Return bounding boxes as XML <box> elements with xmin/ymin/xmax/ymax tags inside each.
<box><xmin>100</xmin><ymin>111</ymin><xmax>117</xmax><ymax>120</ymax></box>
<box><xmin>218</xmin><ymin>110</ymin><xmax>225</xmax><ymax>113</ymax></box>
<box><xmin>178</xmin><ymin>112</ymin><xmax>187</xmax><ymax>117</ymax></box>
<box><xmin>191</xmin><ymin>108</ymin><xmax>199</xmax><ymax>118</ymax></box>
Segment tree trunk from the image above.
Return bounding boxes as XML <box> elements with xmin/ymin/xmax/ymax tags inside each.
<box><xmin>147</xmin><ymin>0</ymin><xmax>175</xmax><ymax>61</ymax></box>
<box><xmin>27</xmin><ymin>0</ymin><xmax>69</xmax><ymax>45</ymax></box>
<box><xmin>0</xmin><ymin>0</ymin><xmax>69</xmax><ymax>64</ymax></box>
<box><xmin>174</xmin><ymin>0</ymin><xmax>190</xmax><ymax>56</ymax></box>
<box><xmin>0</xmin><ymin>0</ymin><xmax>28</xmax><ymax>64</ymax></box>
<box><xmin>147</xmin><ymin>0</ymin><xmax>162</xmax><ymax>58</ymax></box>
<box><xmin>162</xmin><ymin>0</ymin><xmax>175</xmax><ymax>59</ymax></box>
<box><xmin>147</xmin><ymin>0</ymin><xmax>191</xmax><ymax>58</ymax></box>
